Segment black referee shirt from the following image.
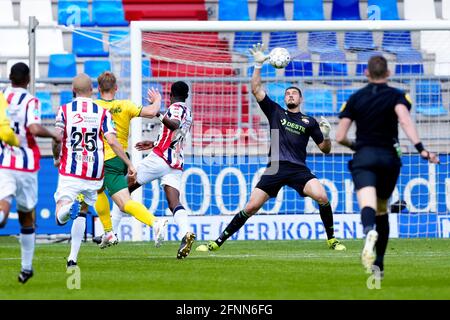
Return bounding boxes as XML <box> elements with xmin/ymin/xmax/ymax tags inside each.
<box><xmin>339</xmin><ymin>83</ymin><xmax>412</xmax><ymax>150</ymax></box>
<box><xmin>258</xmin><ymin>94</ymin><xmax>324</xmax><ymax>167</ymax></box>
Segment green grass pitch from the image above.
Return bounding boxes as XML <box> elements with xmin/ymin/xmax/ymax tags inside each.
<box><xmin>1</xmin><ymin>237</ymin><xmax>449</xmax><ymax>300</ymax></box>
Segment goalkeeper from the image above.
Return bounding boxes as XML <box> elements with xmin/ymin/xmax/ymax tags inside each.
<box><xmin>336</xmin><ymin>55</ymin><xmax>440</xmax><ymax>279</ymax></box>
<box><xmin>197</xmin><ymin>44</ymin><xmax>346</xmax><ymax>252</ymax></box>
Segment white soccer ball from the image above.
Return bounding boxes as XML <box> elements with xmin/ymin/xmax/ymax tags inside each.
<box><xmin>268</xmin><ymin>47</ymin><xmax>291</xmax><ymax>69</ymax></box>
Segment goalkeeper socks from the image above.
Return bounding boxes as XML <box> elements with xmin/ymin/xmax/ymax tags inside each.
<box><xmin>361</xmin><ymin>207</ymin><xmax>376</xmax><ymax>235</ymax></box>
<box><xmin>374</xmin><ymin>214</ymin><xmax>390</xmax><ymax>270</ymax></box>
<box><xmin>319</xmin><ymin>202</ymin><xmax>335</xmax><ymax>240</ymax></box>
<box><xmin>173</xmin><ymin>205</ymin><xmax>189</xmax><ymax>237</ymax></box>
<box><xmin>216</xmin><ymin>210</ymin><xmax>250</xmax><ymax>246</ymax></box>
<box><xmin>20</xmin><ymin>227</ymin><xmax>35</xmax><ymax>271</ymax></box>
<box><xmin>68</xmin><ymin>214</ymin><xmax>86</xmax><ymax>262</ymax></box>
<box><xmin>124</xmin><ymin>200</ymin><xmax>156</xmax><ymax>227</ymax></box>
<box><xmin>94</xmin><ymin>191</ymin><xmax>112</xmax><ymax>232</ymax></box>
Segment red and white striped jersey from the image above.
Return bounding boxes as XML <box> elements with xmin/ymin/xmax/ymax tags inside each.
<box><xmin>55</xmin><ymin>97</ymin><xmax>116</xmax><ymax>180</ymax></box>
<box><xmin>0</xmin><ymin>87</ymin><xmax>41</xmax><ymax>172</ymax></box>
<box><xmin>153</xmin><ymin>102</ymin><xmax>192</xmax><ymax>170</ymax></box>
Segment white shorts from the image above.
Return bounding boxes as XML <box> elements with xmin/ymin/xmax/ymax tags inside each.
<box><xmin>137</xmin><ymin>152</ymin><xmax>182</xmax><ymax>191</ymax></box>
<box><xmin>54</xmin><ymin>175</ymin><xmax>103</xmax><ymax>206</ymax></box>
<box><xmin>0</xmin><ymin>169</ymin><xmax>37</xmax><ymax>211</ymax></box>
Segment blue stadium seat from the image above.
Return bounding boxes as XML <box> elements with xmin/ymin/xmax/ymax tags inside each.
<box><xmin>302</xmin><ymin>89</ymin><xmax>335</xmax><ymax>116</ymax></box>
<box><xmin>256</xmin><ymin>0</ymin><xmax>285</xmax><ymax>20</ymax></box>
<box><xmin>265</xmin><ymin>82</ymin><xmax>293</xmax><ymax>107</ymax></box>
<box><xmin>92</xmin><ymin>0</ymin><xmax>128</xmax><ymax>26</ymax></box>
<box><xmin>415</xmin><ymin>80</ymin><xmax>448</xmax><ymax>116</ymax></box>
<box><xmin>285</xmin><ymin>53</ymin><xmax>313</xmax><ymax>77</ymax></box>
<box><xmin>293</xmin><ymin>0</ymin><xmax>324</xmax><ymax>20</ymax></box>
<box><xmin>58</xmin><ymin>0</ymin><xmax>94</xmax><ymax>26</ymax></box>
<box><xmin>344</xmin><ymin>32</ymin><xmax>376</xmax><ymax>51</ymax></box>
<box><xmin>73</xmin><ymin>30</ymin><xmax>108</xmax><ymax>57</ymax></box>
<box><xmin>233</xmin><ymin>32</ymin><xmax>263</xmax><ymax>55</ymax></box>
<box><xmin>336</xmin><ymin>89</ymin><xmax>357</xmax><ymax>110</ymax></box>
<box><xmin>268</xmin><ymin>32</ymin><xmax>298</xmax><ymax>51</ymax></box>
<box><xmin>308</xmin><ymin>32</ymin><xmax>339</xmax><ymax>53</ymax></box>
<box><xmin>247</xmin><ymin>64</ymin><xmax>276</xmax><ymax>78</ymax></box>
<box><xmin>109</xmin><ymin>30</ymin><xmax>130</xmax><ymax>56</ymax></box>
<box><xmin>60</xmin><ymin>90</ymin><xmax>73</xmax><ymax>106</ymax></box>
<box><xmin>84</xmin><ymin>60</ymin><xmax>111</xmax><ymax>79</ymax></box>
<box><xmin>36</xmin><ymin>92</ymin><xmax>53</xmax><ymax>117</ymax></box>
<box><xmin>382</xmin><ymin>31</ymin><xmax>415</xmax><ymax>53</ymax></box>
<box><xmin>48</xmin><ymin>53</ymin><xmax>77</xmax><ymax>78</ymax></box>
<box><xmin>219</xmin><ymin>0</ymin><xmax>249</xmax><ymax>20</ymax></box>
<box><xmin>395</xmin><ymin>51</ymin><xmax>424</xmax><ymax>75</ymax></box>
<box><xmin>120</xmin><ymin>60</ymin><xmax>152</xmax><ymax>78</ymax></box>
<box><xmin>332</xmin><ymin>0</ymin><xmax>360</xmax><ymax>20</ymax></box>
<box><xmin>319</xmin><ymin>52</ymin><xmax>349</xmax><ymax>85</ymax></box>
<box><xmin>367</xmin><ymin>0</ymin><xmax>400</xmax><ymax>20</ymax></box>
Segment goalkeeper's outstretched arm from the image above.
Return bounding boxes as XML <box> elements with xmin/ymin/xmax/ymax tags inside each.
<box><xmin>251</xmin><ymin>67</ymin><xmax>266</xmax><ymax>102</ymax></box>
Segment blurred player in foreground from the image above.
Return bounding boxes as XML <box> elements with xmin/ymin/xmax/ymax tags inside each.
<box><xmin>92</xmin><ymin>71</ymin><xmax>167</xmax><ymax>249</ymax></box>
<box><xmin>197</xmin><ymin>44</ymin><xmax>345</xmax><ymax>253</ymax></box>
<box><xmin>0</xmin><ymin>92</ymin><xmax>19</xmax><ymax>146</ymax></box>
<box><xmin>52</xmin><ymin>74</ymin><xmax>136</xmax><ymax>267</ymax></box>
<box><xmin>336</xmin><ymin>55</ymin><xmax>439</xmax><ymax>279</ymax></box>
<box><xmin>0</xmin><ymin>63</ymin><xmax>60</xmax><ymax>283</ymax></box>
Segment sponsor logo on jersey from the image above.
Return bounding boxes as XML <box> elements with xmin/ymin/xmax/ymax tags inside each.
<box><xmin>73</xmin><ymin>113</ymin><xmax>84</xmax><ymax>124</ymax></box>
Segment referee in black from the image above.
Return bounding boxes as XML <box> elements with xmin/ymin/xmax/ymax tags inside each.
<box><xmin>336</xmin><ymin>55</ymin><xmax>439</xmax><ymax>279</ymax></box>
<box><xmin>196</xmin><ymin>43</ymin><xmax>346</xmax><ymax>253</ymax></box>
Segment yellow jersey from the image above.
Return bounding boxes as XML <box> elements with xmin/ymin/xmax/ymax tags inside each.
<box><xmin>94</xmin><ymin>98</ymin><xmax>142</xmax><ymax>161</ymax></box>
<box><xmin>0</xmin><ymin>92</ymin><xmax>19</xmax><ymax>147</ymax></box>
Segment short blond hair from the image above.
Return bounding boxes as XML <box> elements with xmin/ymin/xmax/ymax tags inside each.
<box><xmin>98</xmin><ymin>71</ymin><xmax>117</xmax><ymax>93</ymax></box>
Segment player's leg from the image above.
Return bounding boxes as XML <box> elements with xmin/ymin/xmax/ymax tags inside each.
<box><xmin>0</xmin><ymin>170</ymin><xmax>17</xmax><ymax>228</ymax></box>
<box><xmin>111</xmin><ymin>202</ymin><xmax>125</xmax><ymax>236</ymax></box>
<box><xmin>95</xmin><ymin>188</ymin><xmax>112</xmax><ymax>233</ymax></box>
<box><xmin>163</xmin><ymin>184</ymin><xmax>195</xmax><ymax>259</ymax></box>
<box><xmin>15</xmin><ymin>171</ymin><xmax>38</xmax><ymax>283</ymax></box>
<box><xmin>0</xmin><ymin>199</ymin><xmax>11</xmax><ymax>228</ymax></box>
<box><xmin>302</xmin><ymin>178</ymin><xmax>346</xmax><ymax>251</ymax></box>
<box><xmin>197</xmin><ymin>188</ymin><xmax>271</xmax><ymax>252</ymax></box>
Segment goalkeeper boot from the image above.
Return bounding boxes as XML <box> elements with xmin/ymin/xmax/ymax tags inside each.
<box><xmin>361</xmin><ymin>229</ymin><xmax>378</xmax><ymax>273</ymax></box>
<box><xmin>196</xmin><ymin>241</ymin><xmax>220</xmax><ymax>252</ymax></box>
<box><xmin>327</xmin><ymin>238</ymin><xmax>346</xmax><ymax>251</ymax></box>
<box><xmin>18</xmin><ymin>269</ymin><xmax>33</xmax><ymax>284</ymax></box>
<box><xmin>99</xmin><ymin>231</ymin><xmax>119</xmax><ymax>249</ymax></box>
<box><xmin>177</xmin><ymin>232</ymin><xmax>196</xmax><ymax>259</ymax></box>
<box><xmin>153</xmin><ymin>218</ymin><xmax>168</xmax><ymax>248</ymax></box>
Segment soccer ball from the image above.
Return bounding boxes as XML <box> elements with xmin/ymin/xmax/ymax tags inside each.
<box><xmin>268</xmin><ymin>47</ymin><xmax>291</xmax><ymax>69</ymax></box>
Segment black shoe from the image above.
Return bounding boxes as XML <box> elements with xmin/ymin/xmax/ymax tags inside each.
<box><xmin>18</xmin><ymin>269</ymin><xmax>33</xmax><ymax>284</ymax></box>
<box><xmin>67</xmin><ymin>260</ymin><xmax>77</xmax><ymax>268</ymax></box>
<box><xmin>177</xmin><ymin>232</ymin><xmax>196</xmax><ymax>259</ymax></box>
<box><xmin>92</xmin><ymin>235</ymin><xmax>102</xmax><ymax>244</ymax></box>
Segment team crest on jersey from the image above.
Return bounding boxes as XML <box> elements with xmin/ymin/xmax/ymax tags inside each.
<box><xmin>301</xmin><ymin>117</ymin><xmax>309</xmax><ymax>124</ymax></box>
<box><xmin>73</xmin><ymin>113</ymin><xmax>84</xmax><ymax>124</ymax></box>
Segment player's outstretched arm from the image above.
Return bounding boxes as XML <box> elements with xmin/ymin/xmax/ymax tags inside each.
<box><xmin>395</xmin><ymin>103</ymin><xmax>440</xmax><ymax>164</ymax></box>
<box><xmin>140</xmin><ymin>87</ymin><xmax>162</xmax><ymax>119</ymax></box>
<box><xmin>250</xmin><ymin>43</ymin><xmax>268</xmax><ymax>102</ymax></box>
<box><xmin>105</xmin><ymin>133</ymin><xmax>137</xmax><ymax>180</ymax></box>
<box><xmin>135</xmin><ymin>140</ymin><xmax>155</xmax><ymax>151</ymax></box>
<box><xmin>157</xmin><ymin>113</ymin><xmax>181</xmax><ymax>131</ymax></box>
<box><xmin>317</xmin><ymin>116</ymin><xmax>331</xmax><ymax>154</ymax></box>
<box><xmin>29</xmin><ymin>123</ymin><xmax>61</xmax><ymax>142</ymax></box>
<box><xmin>336</xmin><ymin>117</ymin><xmax>356</xmax><ymax>150</ymax></box>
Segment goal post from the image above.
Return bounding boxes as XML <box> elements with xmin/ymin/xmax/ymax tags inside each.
<box><xmin>123</xmin><ymin>20</ymin><xmax>450</xmax><ymax>241</ymax></box>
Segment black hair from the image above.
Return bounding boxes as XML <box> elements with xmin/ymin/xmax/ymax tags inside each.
<box><xmin>285</xmin><ymin>86</ymin><xmax>302</xmax><ymax>97</ymax></box>
<box><xmin>170</xmin><ymin>81</ymin><xmax>189</xmax><ymax>100</ymax></box>
<box><xmin>9</xmin><ymin>62</ymin><xmax>30</xmax><ymax>86</ymax></box>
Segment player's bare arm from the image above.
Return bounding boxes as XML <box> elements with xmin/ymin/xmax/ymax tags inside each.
<box><xmin>158</xmin><ymin>114</ymin><xmax>181</xmax><ymax>131</ymax></box>
<box><xmin>140</xmin><ymin>87</ymin><xmax>162</xmax><ymax>118</ymax></box>
<box><xmin>105</xmin><ymin>132</ymin><xmax>137</xmax><ymax>181</ymax></box>
<box><xmin>250</xmin><ymin>43</ymin><xmax>268</xmax><ymax>102</ymax></box>
<box><xmin>135</xmin><ymin>140</ymin><xmax>155</xmax><ymax>151</ymax></box>
<box><xmin>51</xmin><ymin>128</ymin><xmax>64</xmax><ymax>167</ymax></box>
<box><xmin>395</xmin><ymin>103</ymin><xmax>440</xmax><ymax>164</ymax></box>
<box><xmin>28</xmin><ymin>123</ymin><xmax>60</xmax><ymax>142</ymax></box>
<box><xmin>336</xmin><ymin>117</ymin><xmax>355</xmax><ymax>150</ymax></box>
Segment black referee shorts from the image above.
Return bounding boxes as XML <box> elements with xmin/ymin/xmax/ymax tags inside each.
<box><xmin>255</xmin><ymin>162</ymin><xmax>317</xmax><ymax>198</ymax></box>
<box><xmin>349</xmin><ymin>147</ymin><xmax>401</xmax><ymax>199</ymax></box>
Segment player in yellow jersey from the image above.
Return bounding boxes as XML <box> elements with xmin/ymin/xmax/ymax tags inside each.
<box><xmin>0</xmin><ymin>92</ymin><xmax>20</xmax><ymax>147</ymax></box>
<box><xmin>93</xmin><ymin>71</ymin><xmax>167</xmax><ymax>248</ymax></box>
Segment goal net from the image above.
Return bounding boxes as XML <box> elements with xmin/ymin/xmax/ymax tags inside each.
<box><xmin>110</xmin><ymin>20</ymin><xmax>450</xmax><ymax>241</ymax></box>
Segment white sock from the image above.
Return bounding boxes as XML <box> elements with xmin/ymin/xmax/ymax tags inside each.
<box><xmin>111</xmin><ymin>203</ymin><xmax>124</xmax><ymax>234</ymax></box>
<box><xmin>57</xmin><ymin>203</ymin><xmax>72</xmax><ymax>224</ymax></box>
<box><xmin>20</xmin><ymin>229</ymin><xmax>35</xmax><ymax>271</ymax></box>
<box><xmin>0</xmin><ymin>210</ymin><xmax>5</xmax><ymax>225</ymax></box>
<box><xmin>68</xmin><ymin>216</ymin><xmax>86</xmax><ymax>262</ymax></box>
<box><xmin>173</xmin><ymin>209</ymin><xmax>189</xmax><ymax>237</ymax></box>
